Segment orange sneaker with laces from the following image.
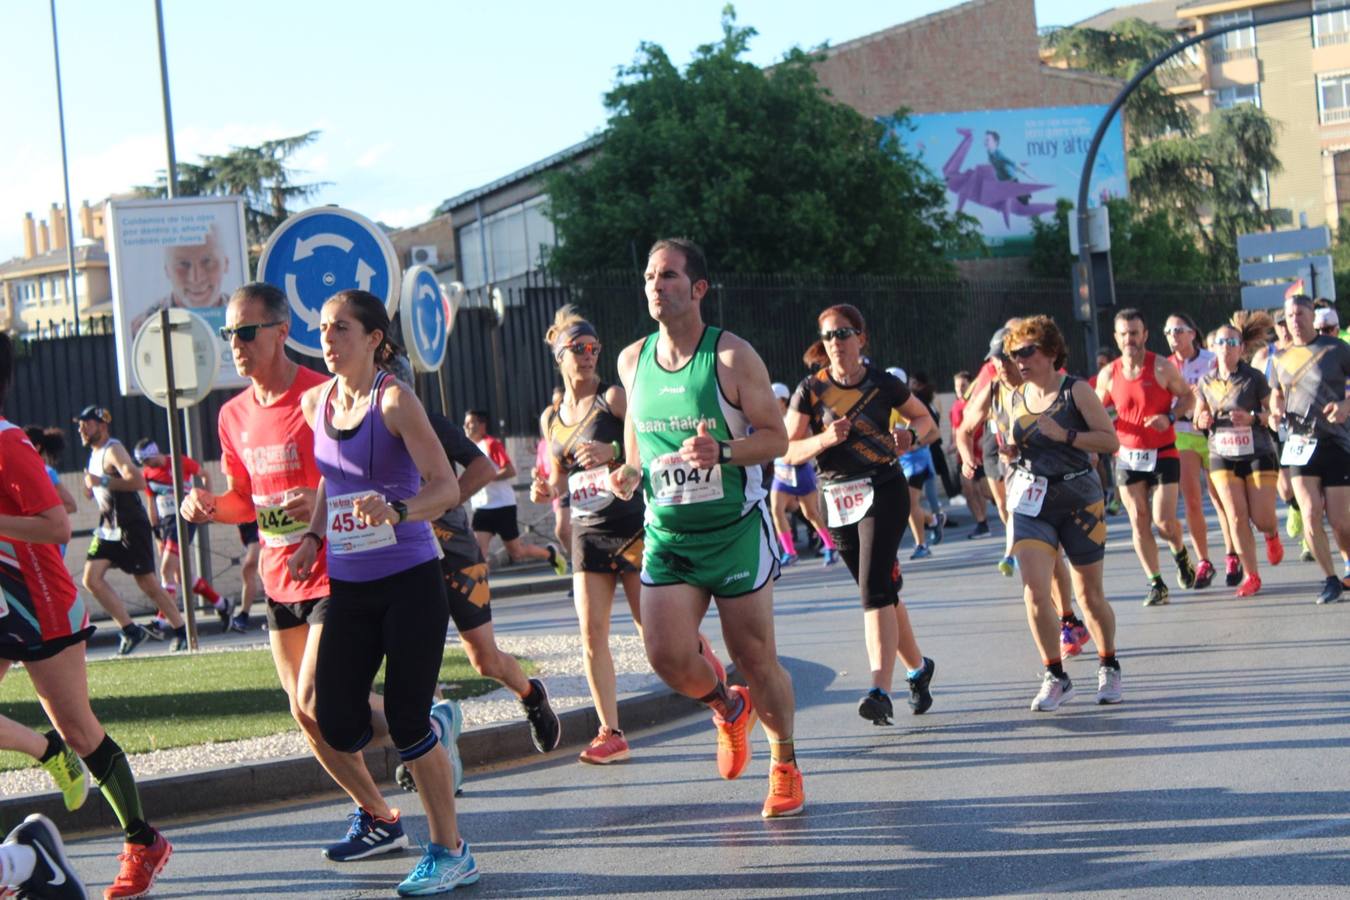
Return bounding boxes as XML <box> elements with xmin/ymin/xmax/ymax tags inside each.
<box><xmin>698</xmin><ymin>632</ymin><xmax>726</xmax><ymax>685</ymax></box>
<box><xmin>1265</xmin><ymin>534</ymin><xmax>1284</xmax><ymax>567</ymax></box>
<box><xmin>105</xmin><ymin>829</ymin><xmax>172</xmax><ymax>899</ymax></box>
<box><xmin>578</xmin><ymin>727</ymin><xmax>630</xmax><ymax>765</ymax></box>
<box><xmin>713</xmin><ymin>684</ymin><xmax>755</xmax><ymax>780</ymax></box>
<box><xmin>761</xmin><ymin>761</ymin><xmax>805</xmax><ymax>818</ymax></box>
<box><xmin>1235</xmin><ymin>573</ymin><xmax>1262</xmax><ymax>598</ymax></box>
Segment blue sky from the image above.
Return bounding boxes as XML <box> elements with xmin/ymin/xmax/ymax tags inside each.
<box><xmin>2</xmin><ymin>0</ymin><xmax>1115</xmax><ymax>260</ymax></box>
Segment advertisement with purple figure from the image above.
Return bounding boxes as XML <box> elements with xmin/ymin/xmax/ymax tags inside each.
<box><xmin>887</xmin><ymin>105</ymin><xmax>1127</xmax><ymax>257</ymax></box>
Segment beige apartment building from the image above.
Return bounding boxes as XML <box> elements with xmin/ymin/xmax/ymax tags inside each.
<box><xmin>1077</xmin><ymin>0</ymin><xmax>1350</xmax><ymax>231</ymax></box>
<box><xmin>0</xmin><ymin>201</ymin><xmax>111</xmax><ymax>335</ymax></box>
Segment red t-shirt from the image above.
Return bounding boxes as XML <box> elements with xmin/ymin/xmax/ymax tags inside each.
<box><xmin>142</xmin><ymin>456</ymin><xmax>200</xmax><ymax>519</ymax></box>
<box><xmin>218</xmin><ymin>366</ymin><xmax>330</xmax><ymax>603</ymax></box>
<box><xmin>0</xmin><ymin>421</ymin><xmax>83</xmax><ymax>642</ymax></box>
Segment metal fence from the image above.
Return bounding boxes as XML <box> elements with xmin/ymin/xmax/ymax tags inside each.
<box><xmin>11</xmin><ymin>274</ymin><xmax>1244</xmax><ymax>459</ymax></box>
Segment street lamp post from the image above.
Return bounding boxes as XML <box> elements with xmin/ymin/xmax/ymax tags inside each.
<box><xmin>49</xmin><ymin>0</ymin><xmax>80</xmax><ymax>336</ymax></box>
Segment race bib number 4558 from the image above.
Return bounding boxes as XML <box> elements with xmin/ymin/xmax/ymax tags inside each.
<box><xmin>650</xmin><ymin>453</ymin><xmax>723</xmax><ymax>506</ymax></box>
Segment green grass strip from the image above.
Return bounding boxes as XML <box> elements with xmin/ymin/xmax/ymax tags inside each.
<box><xmin>0</xmin><ymin>646</ymin><xmax>531</xmax><ymax>774</ymax></box>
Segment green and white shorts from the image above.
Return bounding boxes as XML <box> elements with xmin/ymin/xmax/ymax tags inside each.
<box><xmin>641</xmin><ymin>502</ymin><xmax>779</xmax><ymax>598</ymax></box>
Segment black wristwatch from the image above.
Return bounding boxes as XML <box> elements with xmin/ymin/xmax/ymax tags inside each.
<box><xmin>1167</xmin><ymin>411</ymin><xmax>1176</xmax><ymax>424</ymax></box>
<box><xmin>717</xmin><ymin>440</ymin><xmax>733</xmax><ymax>464</ymax></box>
<box><xmin>390</xmin><ymin>500</ymin><xmax>409</xmax><ymax>523</ymax></box>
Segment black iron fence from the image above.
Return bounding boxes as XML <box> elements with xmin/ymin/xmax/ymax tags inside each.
<box><xmin>11</xmin><ymin>274</ymin><xmax>1243</xmax><ymax>462</ymax></box>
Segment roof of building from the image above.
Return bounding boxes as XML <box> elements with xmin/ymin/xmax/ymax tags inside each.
<box><xmin>1073</xmin><ymin>2</ymin><xmax>1185</xmax><ymax>31</ymax></box>
<box><xmin>434</xmin><ymin>135</ymin><xmax>603</xmax><ymax>216</ymax></box>
<box><xmin>819</xmin><ymin>0</ymin><xmax>1005</xmax><ymax>59</ymax></box>
<box><xmin>0</xmin><ymin>243</ymin><xmax>108</xmax><ymax>279</ymax></box>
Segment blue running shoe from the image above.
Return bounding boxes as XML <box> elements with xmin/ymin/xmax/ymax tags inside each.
<box><xmin>928</xmin><ymin>511</ymin><xmax>947</xmax><ymax>546</ymax></box>
<box><xmin>780</xmin><ymin>553</ymin><xmax>798</xmax><ymax>567</ymax></box>
<box><xmin>910</xmin><ymin>544</ymin><xmax>932</xmax><ymax>560</ymax></box>
<box><xmin>323</xmin><ymin>807</ymin><xmax>409</xmax><ymax>861</ymax></box>
<box><xmin>398</xmin><ymin>841</ymin><xmax>479</xmax><ymax>896</ymax></box>
<box><xmin>820</xmin><ymin>548</ymin><xmax>839</xmax><ymax>567</ymax></box>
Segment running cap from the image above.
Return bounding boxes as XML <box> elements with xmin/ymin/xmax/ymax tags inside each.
<box><xmin>74</xmin><ymin>405</ymin><xmax>112</xmax><ymax>424</ymax></box>
<box><xmin>986</xmin><ymin>327</ymin><xmax>1010</xmax><ymax>360</ymax></box>
<box><xmin>770</xmin><ymin>382</ymin><xmax>790</xmax><ymax>401</ymax></box>
<box><xmin>885</xmin><ymin>366</ymin><xmax>907</xmax><ymax>383</ymax></box>
<box><xmin>133</xmin><ymin>441</ymin><xmax>161</xmax><ymax>464</ymax></box>
<box><xmin>1314</xmin><ymin>307</ymin><xmax>1340</xmax><ymax>329</ymax></box>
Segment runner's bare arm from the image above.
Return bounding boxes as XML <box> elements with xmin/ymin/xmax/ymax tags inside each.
<box><xmin>97</xmin><ymin>442</ymin><xmax>146</xmax><ymax>493</ymax></box>
<box><xmin>0</xmin><ymin>504</ymin><xmax>71</xmax><ymax>545</ymax></box>
<box><xmin>955</xmin><ymin>377</ymin><xmax>994</xmax><ymax>474</ymax></box>
<box><xmin>616</xmin><ymin>340</ymin><xmax>644</xmax><ymax>473</ymax></box>
<box><xmin>374</xmin><ymin>381</ymin><xmax>458</xmax><ymax>522</ymax></box>
<box><xmin>780</xmin><ymin>403</ymin><xmax>827</xmax><ymax>466</ymax></box>
<box><xmin>1094</xmin><ymin>364</ymin><xmax>1113</xmax><ymax>406</ymax></box>
<box><xmin>715</xmin><ymin>332</ymin><xmax>786</xmax><ymax>465</ymax></box>
<box><xmin>1067</xmin><ymin>380</ymin><xmax>1119</xmax><ymax>454</ymax></box>
<box><xmin>895</xmin><ymin>395</ymin><xmax>937</xmax><ymax>451</ymax></box>
<box><xmin>1158</xmin><ymin>357</ymin><xmax>1195</xmax><ymax>419</ymax></box>
<box><xmin>53</xmin><ymin>482</ymin><xmax>78</xmax><ymax>514</ymax></box>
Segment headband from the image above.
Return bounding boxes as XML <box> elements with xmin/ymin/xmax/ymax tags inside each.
<box><xmin>134</xmin><ymin>442</ymin><xmax>161</xmax><ymax>463</ymax></box>
<box><xmin>552</xmin><ymin>322</ymin><xmax>599</xmax><ymax>359</ymax></box>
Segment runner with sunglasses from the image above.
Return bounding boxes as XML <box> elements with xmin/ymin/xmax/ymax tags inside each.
<box><xmin>1252</xmin><ymin>312</ymin><xmax>1309</xmax><ymax>558</ymax></box>
<box><xmin>1195</xmin><ymin>313</ymin><xmax>1282</xmax><ymax>597</ymax></box>
<box><xmin>987</xmin><ymin>317</ymin><xmax>1121</xmax><ymax>710</ymax></box>
<box><xmin>1096</xmin><ymin>309</ymin><xmax>1197</xmax><ymax>607</ymax></box>
<box><xmin>530</xmin><ymin>305</ymin><xmax>653</xmax><ymax>765</ymax></box>
<box><xmin>1165</xmin><ymin>313</ymin><xmax>1235</xmax><ymax>588</ymax></box>
<box><xmin>782</xmin><ymin>305</ymin><xmax>937</xmax><ymax>726</ymax></box>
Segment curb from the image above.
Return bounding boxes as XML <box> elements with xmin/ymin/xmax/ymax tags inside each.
<box><xmin>0</xmin><ymin>682</ymin><xmax>704</xmax><ymax>835</ymax></box>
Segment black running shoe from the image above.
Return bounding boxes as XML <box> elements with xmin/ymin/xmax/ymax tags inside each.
<box><xmin>906</xmin><ymin>657</ymin><xmax>935</xmax><ymax>715</ymax></box>
<box><xmin>857</xmin><ymin>688</ymin><xmax>894</xmax><ymax>726</ymax></box>
<box><xmin>216</xmin><ymin>596</ymin><xmax>234</xmax><ymax>632</ymax></box>
<box><xmin>1174</xmin><ymin>549</ymin><xmax>1196</xmax><ymax>590</ymax></box>
<box><xmin>1317</xmin><ymin>576</ymin><xmax>1343</xmax><ymax>605</ymax></box>
<box><xmin>116</xmin><ymin>624</ymin><xmax>150</xmax><ymax>656</ymax></box>
<box><xmin>967</xmin><ymin>520</ymin><xmax>991</xmax><ymax>540</ymax></box>
<box><xmin>521</xmin><ymin>678</ymin><xmax>561</xmax><ymax>752</ymax></box>
<box><xmin>4</xmin><ymin>813</ymin><xmax>86</xmax><ymax>900</ymax></box>
<box><xmin>1143</xmin><ymin>579</ymin><xmax>1170</xmax><ymax>607</ymax></box>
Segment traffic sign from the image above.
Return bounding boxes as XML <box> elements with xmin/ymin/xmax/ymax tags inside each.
<box><xmin>131</xmin><ymin>309</ymin><xmax>220</xmax><ymax>408</ymax></box>
<box><xmin>257</xmin><ymin>207</ymin><xmax>401</xmax><ymax>357</ymax></box>
<box><xmin>400</xmin><ymin>266</ymin><xmax>449</xmax><ymax>372</ymax></box>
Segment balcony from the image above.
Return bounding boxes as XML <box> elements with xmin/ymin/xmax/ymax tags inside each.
<box><xmin>1209</xmin><ymin>45</ymin><xmax>1257</xmax><ymax>64</ymax></box>
<box><xmin>1322</xmin><ymin>106</ymin><xmax>1350</xmax><ymax>125</ymax></box>
<box><xmin>1316</xmin><ymin>29</ymin><xmax>1350</xmax><ymax>48</ymax></box>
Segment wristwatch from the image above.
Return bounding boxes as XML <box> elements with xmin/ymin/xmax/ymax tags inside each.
<box><xmin>1167</xmin><ymin>411</ymin><xmax>1176</xmax><ymax>424</ymax></box>
<box><xmin>390</xmin><ymin>500</ymin><xmax>409</xmax><ymax>523</ymax></box>
<box><xmin>717</xmin><ymin>441</ymin><xmax>733</xmax><ymax>464</ymax></box>
<box><xmin>99</xmin><ymin>474</ymin><xmax>110</xmax><ymax>488</ymax></box>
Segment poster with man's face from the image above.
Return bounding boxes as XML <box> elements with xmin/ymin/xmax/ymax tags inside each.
<box><xmin>107</xmin><ymin>196</ymin><xmax>250</xmax><ymax>395</ymax></box>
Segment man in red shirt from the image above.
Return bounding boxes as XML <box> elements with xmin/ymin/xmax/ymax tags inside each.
<box><xmin>181</xmin><ymin>282</ymin><xmax>416</xmax><ymax>861</ymax></box>
<box><xmin>463</xmin><ymin>410</ymin><xmax>565</xmax><ymax>574</ymax></box>
<box><xmin>132</xmin><ymin>439</ymin><xmax>230</xmax><ymax>630</ymax></box>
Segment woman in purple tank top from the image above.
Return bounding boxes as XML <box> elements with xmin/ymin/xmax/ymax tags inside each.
<box><xmin>286</xmin><ymin>289</ymin><xmax>479</xmax><ymax>893</ymax></box>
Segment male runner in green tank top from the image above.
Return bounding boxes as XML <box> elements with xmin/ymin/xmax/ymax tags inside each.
<box><xmin>610</xmin><ymin>238</ymin><xmax>804</xmax><ymax>818</ymax></box>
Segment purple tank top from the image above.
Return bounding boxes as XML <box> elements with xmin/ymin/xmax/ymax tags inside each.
<box><xmin>314</xmin><ymin>371</ymin><xmax>438</xmax><ymax>582</ymax></box>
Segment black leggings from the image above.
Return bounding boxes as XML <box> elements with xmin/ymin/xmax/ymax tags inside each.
<box><xmin>315</xmin><ymin>558</ymin><xmax>450</xmax><ymax>762</ymax></box>
<box><xmin>828</xmin><ymin>474</ymin><xmax>911</xmax><ymax>610</ymax></box>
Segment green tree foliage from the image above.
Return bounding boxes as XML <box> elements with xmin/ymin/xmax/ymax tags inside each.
<box><xmin>544</xmin><ymin>9</ymin><xmax>979</xmax><ymax>277</ymax></box>
<box><xmin>136</xmin><ymin>131</ymin><xmax>327</xmax><ymax>249</ymax></box>
<box><xmin>1042</xmin><ymin>20</ymin><xmax>1280</xmax><ymax>280</ymax></box>
<box><xmin>1030</xmin><ymin>198</ymin><xmax>1209</xmax><ymax>282</ymax></box>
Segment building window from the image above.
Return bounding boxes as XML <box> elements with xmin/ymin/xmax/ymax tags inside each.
<box><xmin>455</xmin><ymin>197</ymin><xmax>556</xmax><ymax>289</ymax></box>
<box><xmin>1320</xmin><ymin>72</ymin><xmax>1350</xmax><ymax>124</ymax></box>
<box><xmin>1209</xmin><ymin>10</ymin><xmax>1255</xmax><ymax>61</ymax></box>
<box><xmin>1215</xmin><ymin>83</ymin><xmax>1260</xmax><ymax>109</ymax></box>
<box><xmin>1316</xmin><ymin>0</ymin><xmax>1350</xmax><ymax>48</ymax></box>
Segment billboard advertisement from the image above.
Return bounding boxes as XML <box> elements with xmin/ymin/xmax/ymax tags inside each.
<box><xmin>887</xmin><ymin>105</ymin><xmax>1128</xmax><ymax>257</ymax></box>
<box><xmin>107</xmin><ymin>196</ymin><xmax>250</xmax><ymax>395</ymax></box>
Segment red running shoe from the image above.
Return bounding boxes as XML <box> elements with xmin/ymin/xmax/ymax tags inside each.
<box><xmin>1060</xmin><ymin>622</ymin><xmax>1091</xmax><ymax>657</ymax></box>
<box><xmin>104</xmin><ymin>829</ymin><xmax>172</xmax><ymax>899</ymax></box>
<box><xmin>761</xmin><ymin>761</ymin><xmax>805</xmax><ymax>818</ymax></box>
<box><xmin>579</xmin><ymin>727</ymin><xmax>630</xmax><ymax>765</ymax></box>
<box><xmin>1235</xmin><ymin>573</ymin><xmax>1262</xmax><ymax>598</ymax></box>
<box><xmin>1265</xmin><ymin>534</ymin><xmax>1284</xmax><ymax>567</ymax></box>
<box><xmin>713</xmin><ymin>684</ymin><xmax>756</xmax><ymax>780</ymax></box>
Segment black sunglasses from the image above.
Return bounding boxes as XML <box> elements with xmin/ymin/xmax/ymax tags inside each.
<box><xmin>564</xmin><ymin>341</ymin><xmax>600</xmax><ymax>356</ymax></box>
<box><xmin>1009</xmin><ymin>345</ymin><xmax>1039</xmax><ymax>360</ymax></box>
<box><xmin>219</xmin><ymin>321</ymin><xmax>286</xmax><ymax>342</ymax></box>
<box><xmin>820</xmin><ymin>327</ymin><xmax>861</xmax><ymax>342</ymax></box>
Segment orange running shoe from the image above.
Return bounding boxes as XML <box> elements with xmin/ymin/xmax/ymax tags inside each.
<box><xmin>713</xmin><ymin>684</ymin><xmax>755</xmax><ymax>780</ymax></box>
<box><xmin>761</xmin><ymin>761</ymin><xmax>805</xmax><ymax>818</ymax></box>
<box><xmin>1235</xmin><ymin>573</ymin><xmax>1262</xmax><ymax>598</ymax></box>
<box><xmin>698</xmin><ymin>632</ymin><xmax>726</xmax><ymax>685</ymax></box>
<box><xmin>105</xmin><ymin>829</ymin><xmax>172</xmax><ymax>899</ymax></box>
<box><xmin>579</xmin><ymin>727</ymin><xmax>630</xmax><ymax>765</ymax></box>
<box><xmin>1265</xmin><ymin>534</ymin><xmax>1284</xmax><ymax>567</ymax></box>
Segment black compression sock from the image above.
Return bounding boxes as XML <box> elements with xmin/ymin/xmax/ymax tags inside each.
<box><xmin>82</xmin><ymin>734</ymin><xmax>149</xmax><ymax>841</ymax></box>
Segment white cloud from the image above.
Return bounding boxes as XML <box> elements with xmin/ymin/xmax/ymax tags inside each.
<box><xmin>372</xmin><ymin>205</ymin><xmax>436</xmax><ymax>228</ymax></box>
<box><xmin>355</xmin><ymin>142</ymin><xmax>393</xmax><ymax>169</ymax></box>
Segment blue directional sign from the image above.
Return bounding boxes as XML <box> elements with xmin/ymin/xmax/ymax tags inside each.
<box><xmin>256</xmin><ymin>207</ymin><xmax>401</xmax><ymax>357</ymax></box>
<box><xmin>400</xmin><ymin>266</ymin><xmax>449</xmax><ymax>372</ymax></box>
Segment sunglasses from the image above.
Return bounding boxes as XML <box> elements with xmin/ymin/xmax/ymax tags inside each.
<box><xmin>1009</xmin><ymin>345</ymin><xmax>1039</xmax><ymax>360</ymax></box>
<box><xmin>1213</xmin><ymin>337</ymin><xmax>1241</xmax><ymax>347</ymax></box>
<box><xmin>820</xmin><ymin>327</ymin><xmax>861</xmax><ymax>342</ymax></box>
<box><xmin>219</xmin><ymin>321</ymin><xmax>285</xmax><ymax>342</ymax></box>
<box><xmin>1164</xmin><ymin>326</ymin><xmax>1193</xmax><ymax>336</ymax></box>
<box><xmin>562</xmin><ymin>341</ymin><xmax>600</xmax><ymax>357</ymax></box>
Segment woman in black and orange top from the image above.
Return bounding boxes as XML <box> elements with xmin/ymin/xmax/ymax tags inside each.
<box><xmin>781</xmin><ymin>304</ymin><xmax>937</xmax><ymax>727</ymax></box>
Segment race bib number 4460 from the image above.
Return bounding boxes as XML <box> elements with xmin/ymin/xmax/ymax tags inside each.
<box><xmin>650</xmin><ymin>453</ymin><xmax>723</xmax><ymax>506</ymax></box>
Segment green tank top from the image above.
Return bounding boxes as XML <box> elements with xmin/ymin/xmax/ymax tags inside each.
<box><xmin>631</xmin><ymin>326</ymin><xmax>763</xmax><ymax>532</ymax></box>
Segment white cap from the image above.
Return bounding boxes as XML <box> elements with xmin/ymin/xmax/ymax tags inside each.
<box><xmin>771</xmin><ymin>382</ymin><xmax>790</xmax><ymax>401</ymax></box>
<box><xmin>885</xmin><ymin>366</ymin><xmax>907</xmax><ymax>383</ymax></box>
<box><xmin>1314</xmin><ymin>307</ymin><xmax>1340</xmax><ymax>329</ymax></box>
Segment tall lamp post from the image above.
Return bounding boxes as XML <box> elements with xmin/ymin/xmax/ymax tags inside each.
<box><xmin>49</xmin><ymin>0</ymin><xmax>80</xmax><ymax>336</ymax></box>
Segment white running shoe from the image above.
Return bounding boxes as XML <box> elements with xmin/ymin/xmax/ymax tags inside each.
<box><xmin>1030</xmin><ymin>672</ymin><xmax>1075</xmax><ymax>712</ymax></box>
<box><xmin>1096</xmin><ymin>666</ymin><xmax>1123</xmax><ymax>705</ymax></box>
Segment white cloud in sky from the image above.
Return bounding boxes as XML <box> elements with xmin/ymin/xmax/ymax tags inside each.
<box><xmin>355</xmin><ymin>142</ymin><xmax>394</xmax><ymax>170</ymax></box>
<box><xmin>373</xmin><ymin>205</ymin><xmax>436</xmax><ymax>229</ymax></box>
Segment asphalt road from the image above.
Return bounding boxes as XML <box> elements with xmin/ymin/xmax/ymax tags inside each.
<box><xmin>56</xmin><ymin>511</ymin><xmax>1350</xmax><ymax>898</ymax></box>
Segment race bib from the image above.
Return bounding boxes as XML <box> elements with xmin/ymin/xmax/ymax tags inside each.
<box><xmin>773</xmin><ymin>460</ymin><xmax>797</xmax><ymax>487</ymax></box>
<box><xmin>1007</xmin><ymin>468</ymin><xmax>1047</xmax><ymax>517</ymax></box>
<box><xmin>823</xmin><ymin>478</ymin><xmax>875</xmax><ymax>528</ymax></box>
<box><xmin>326</xmin><ymin>491</ymin><xmax>397</xmax><ymax>555</ymax></box>
<box><xmin>154</xmin><ymin>491</ymin><xmax>177</xmax><ymax>518</ymax></box>
<box><xmin>650</xmin><ymin>453</ymin><xmax>723</xmax><ymax>506</ymax></box>
<box><xmin>253</xmin><ymin>492</ymin><xmax>308</xmax><ymax>549</ymax></box>
<box><xmin>95</xmin><ymin>525</ymin><xmax>122</xmax><ymax>542</ymax></box>
<box><xmin>1117</xmin><ymin>447</ymin><xmax>1157</xmax><ymax>472</ymax></box>
<box><xmin>567</xmin><ymin>467</ymin><xmax>614</xmax><ymax>515</ymax></box>
<box><xmin>1281</xmin><ymin>434</ymin><xmax>1318</xmax><ymax>467</ymax></box>
<box><xmin>1213</xmin><ymin>426</ymin><xmax>1254</xmax><ymax>459</ymax></box>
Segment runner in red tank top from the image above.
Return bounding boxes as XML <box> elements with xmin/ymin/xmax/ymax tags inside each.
<box><xmin>1096</xmin><ymin>309</ymin><xmax>1198</xmax><ymax>606</ymax></box>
